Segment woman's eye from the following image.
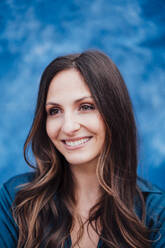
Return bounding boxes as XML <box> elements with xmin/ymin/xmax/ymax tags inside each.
<box><xmin>48</xmin><ymin>108</ymin><xmax>61</xmax><ymax>116</ymax></box>
<box><xmin>80</xmin><ymin>104</ymin><xmax>95</xmax><ymax>111</ymax></box>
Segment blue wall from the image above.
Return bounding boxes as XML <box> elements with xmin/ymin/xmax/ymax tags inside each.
<box><xmin>0</xmin><ymin>0</ymin><xmax>165</xmax><ymax>189</ymax></box>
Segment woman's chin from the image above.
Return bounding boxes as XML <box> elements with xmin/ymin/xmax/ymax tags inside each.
<box><xmin>64</xmin><ymin>155</ymin><xmax>99</xmax><ymax>168</ymax></box>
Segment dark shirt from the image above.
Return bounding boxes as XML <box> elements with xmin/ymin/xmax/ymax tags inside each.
<box><xmin>0</xmin><ymin>173</ymin><xmax>165</xmax><ymax>247</ymax></box>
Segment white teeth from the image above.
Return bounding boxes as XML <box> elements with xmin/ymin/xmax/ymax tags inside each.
<box><xmin>65</xmin><ymin>138</ymin><xmax>90</xmax><ymax>147</ymax></box>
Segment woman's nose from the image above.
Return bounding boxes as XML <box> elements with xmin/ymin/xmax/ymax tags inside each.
<box><xmin>61</xmin><ymin>113</ymin><xmax>80</xmax><ymax>134</ymax></box>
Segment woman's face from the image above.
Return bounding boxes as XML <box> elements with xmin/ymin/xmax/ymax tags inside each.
<box><xmin>46</xmin><ymin>69</ymin><xmax>106</xmax><ymax>167</ymax></box>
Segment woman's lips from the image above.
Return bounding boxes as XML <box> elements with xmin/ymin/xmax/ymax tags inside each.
<box><xmin>62</xmin><ymin>136</ymin><xmax>92</xmax><ymax>149</ymax></box>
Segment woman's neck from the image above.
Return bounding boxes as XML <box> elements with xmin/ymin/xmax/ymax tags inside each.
<box><xmin>70</xmin><ymin>160</ymin><xmax>101</xmax><ymax>216</ymax></box>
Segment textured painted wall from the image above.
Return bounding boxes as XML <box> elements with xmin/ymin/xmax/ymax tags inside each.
<box><xmin>0</xmin><ymin>0</ymin><xmax>165</xmax><ymax>189</ymax></box>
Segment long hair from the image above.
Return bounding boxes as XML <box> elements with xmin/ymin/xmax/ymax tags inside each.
<box><xmin>13</xmin><ymin>50</ymin><xmax>150</xmax><ymax>247</ymax></box>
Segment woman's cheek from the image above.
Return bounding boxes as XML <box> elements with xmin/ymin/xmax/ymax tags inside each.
<box><xmin>81</xmin><ymin>114</ymin><xmax>101</xmax><ymax>131</ymax></box>
<box><xmin>46</xmin><ymin>119</ymin><xmax>60</xmax><ymax>138</ymax></box>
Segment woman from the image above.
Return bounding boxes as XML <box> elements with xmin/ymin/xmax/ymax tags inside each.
<box><xmin>0</xmin><ymin>50</ymin><xmax>164</xmax><ymax>248</ymax></box>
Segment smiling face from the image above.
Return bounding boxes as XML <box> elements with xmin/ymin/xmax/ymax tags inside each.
<box><xmin>45</xmin><ymin>69</ymin><xmax>106</xmax><ymax>167</ymax></box>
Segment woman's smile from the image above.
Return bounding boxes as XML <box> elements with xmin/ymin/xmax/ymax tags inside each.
<box><xmin>62</xmin><ymin>136</ymin><xmax>93</xmax><ymax>149</ymax></box>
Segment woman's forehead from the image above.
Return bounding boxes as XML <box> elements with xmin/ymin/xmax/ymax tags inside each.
<box><xmin>46</xmin><ymin>69</ymin><xmax>92</xmax><ymax>102</ymax></box>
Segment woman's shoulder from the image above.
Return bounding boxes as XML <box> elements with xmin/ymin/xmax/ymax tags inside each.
<box><xmin>0</xmin><ymin>173</ymin><xmax>35</xmax><ymax>247</ymax></box>
<box><xmin>137</xmin><ymin>177</ymin><xmax>165</xmax><ymax>247</ymax></box>
<box><xmin>137</xmin><ymin>177</ymin><xmax>164</xmax><ymax>194</ymax></box>
<box><xmin>137</xmin><ymin>177</ymin><xmax>165</xmax><ymax>214</ymax></box>
<box><xmin>0</xmin><ymin>172</ymin><xmax>35</xmax><ymax>202</ymax></box>
<box><xmin>3</xmin><ymin>172</ymin><xmax>35</xmax><ymax>185</ymax></box>
<box><xmin>137</xmin><ymin>177</ymin><xmax>165</xmax><ymax>215</ymax></box>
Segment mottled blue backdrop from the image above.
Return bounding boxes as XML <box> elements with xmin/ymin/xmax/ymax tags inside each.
<box><xmin>0</xmin><ymin>0</ymin><xmax>165</xmax><ymax>189</ymax></box>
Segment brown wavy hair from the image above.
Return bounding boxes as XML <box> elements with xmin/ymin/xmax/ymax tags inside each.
<box><xmin>13</xmin><ymin>50</ymin><xmax>150</xmax><ymax>247</ymax></box>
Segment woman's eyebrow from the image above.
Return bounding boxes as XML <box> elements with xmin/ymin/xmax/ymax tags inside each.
<box><xmin>46</xmin><ymin>102</ymin><xmax>60</xmax><ymax>106</ymax></box>
<box><xmin>74</xmin><ymin>96</ymin><xmax>93</xmax><ymax>103</ymax></box>
<box><xmin>46</xmin><ymin>96</ymin><xmax>93</xmax><ymax>106</ymax></box>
